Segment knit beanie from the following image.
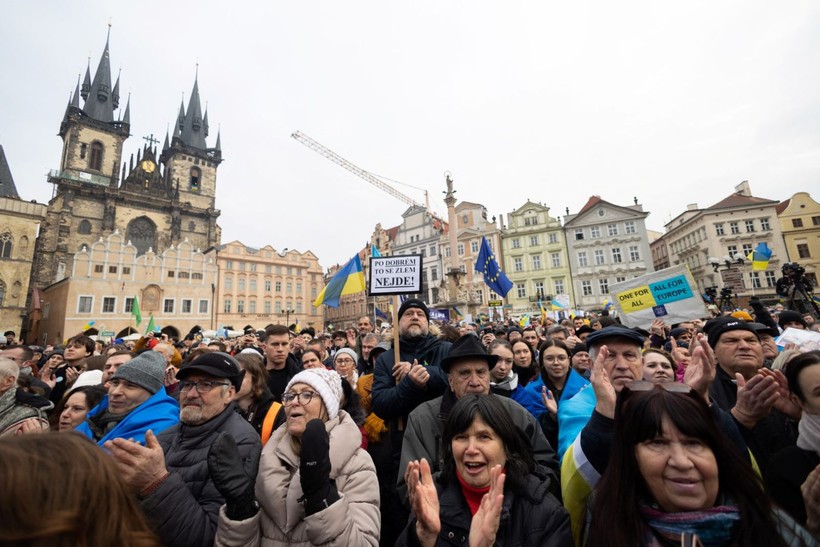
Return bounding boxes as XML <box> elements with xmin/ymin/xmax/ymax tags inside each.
<box><xmin>333</xmin><ymin>347</ymin><xmax>358</xmax><ymax>364</ymax></box>
<box><xmin>111</xmin><ymin>351</ymin><xmax>166</xmax><ymax>395</ymax></box>
<box><xmin>285</xmin><ymin>367</ymin><xmax>343</xmax><ymax>419</ymax></box>
<box><xmin>398</xmin><ymin>298</ymin><xmax>430</xmax><ymax>321</ymax></box>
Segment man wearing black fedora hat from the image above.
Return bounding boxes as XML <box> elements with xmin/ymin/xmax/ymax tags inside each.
<box><xmin>397</xmin><ymin>334</ymin><xmax>558</xmax><ymax>502</ymax></box>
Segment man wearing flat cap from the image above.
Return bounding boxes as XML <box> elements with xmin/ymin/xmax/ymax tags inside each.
<box><xmin>107</xmin><ymin>352</ymin><xmax>261</xmax><ymax>547</ymax></box>
<box><xmin>398</xmin><ymin>334</ymin><xmax>557</xmax><ymax>502</ymax></box>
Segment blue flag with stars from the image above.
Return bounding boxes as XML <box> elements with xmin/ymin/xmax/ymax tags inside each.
<box><xmin>474</xmin><ymin>236</ymin><xmax>513</xmax><ymax>297</ymax></box>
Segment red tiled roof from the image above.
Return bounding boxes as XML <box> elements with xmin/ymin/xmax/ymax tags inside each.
<box><xmin>577</xmin><ymin>195</ymin><xmax>602</xmax><ymax>215</ymax></box>
<box><xmin>706</xmin><ymin>193</ymin><xmax>777</xmax><ymax>210</ymax></box>
<box><xmin>775</xmin><ymin>199</ymin><xmax>791</xmax><ymax>215</ymax></box>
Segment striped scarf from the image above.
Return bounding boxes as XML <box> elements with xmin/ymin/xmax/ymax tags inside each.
<box><xmin>640</xmin><ymin>504</ymin><xmax>740</xmax><ymax>546</ymax></box>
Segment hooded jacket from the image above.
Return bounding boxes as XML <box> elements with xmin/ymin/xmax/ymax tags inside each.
<box><xmin>396</xmin><ymin>465</ymin><xmax>571</xmax><ymax>547</ymax></box>
<box><xmin>140</xmin><ymin>403</ymin><xmax>261</xmax><ymax>547</ymax></box>
<box><xmin>76</xmin><ymin>387</ymin><xmax>179</xmax><ymax>445</ymax></box>
<box><xmin>215</xmin><ymin>409</ymin><xmax>380</xmax><ymax>547</ymax></box>
<box><xmin>0</xmin><ymin>387</ymin><xmax>52</xmax><ymax>436</ymax></box>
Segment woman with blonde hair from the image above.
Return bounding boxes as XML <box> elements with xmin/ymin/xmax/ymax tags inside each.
<box><xmin>0</xmin><ymin>433</ymin><xmax>160</xmax><ymax>546</ymax></box>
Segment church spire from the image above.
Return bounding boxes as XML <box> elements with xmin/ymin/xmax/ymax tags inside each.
<box><xmin>82</xmin><ymin>28</ymin><xmax>116</xmax><ymax>123</ymax></box>
<box><xmin>179</xmin><ymin>70</ymin><xmax>207</xmax><ymax>149</ymax></box>
<box><xmin>112</xmin><ymin>69</ymin><xmax>121</xmax><ymax>110</ymax></box>
<box><xmin>215</xmin><ymin>128</ymin><xmax>222</xmax><ymax>152</ymax></box>
<box><xmin>121</xmin><ymin>93</ymin><xmax>131</xmax><ymax>125</ymax></box>
<box><xmin>81</xmin><ymin>60</ymin><xmax>91</xmax><ymax>101</ymax></box>
<box><xmin>71</xmin><ymin>75</ymin><xmax>81</xmax><ymax>109</ymax></box>
<box><xmin>162</xmin><ymin>128</ymin><xmax>170</xmax><ymax>153</ymax></box>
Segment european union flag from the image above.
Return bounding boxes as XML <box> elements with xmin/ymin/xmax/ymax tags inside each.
<box><xmin>474</xmin><ymin>236</ymin><xmax>513</xmax><ymax>297</ymax></box>
<box><xmin>375</xmin><ymin>308</ymin><xmax>388</xmax><ymax>320</ymax></box>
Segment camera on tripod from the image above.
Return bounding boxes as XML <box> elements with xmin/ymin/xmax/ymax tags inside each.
<box><xmin>776</xmin><ymin>262</ymin><xmax>813</xmax><ymax>297</ymax></box>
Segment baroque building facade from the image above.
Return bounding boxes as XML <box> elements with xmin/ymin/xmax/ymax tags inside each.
<box><xmin>777</xmin><ymin>192</ymin><xmax>820</xmax><ymax>288</ymax></box>
<box><xmin>32</xmin><ymin>32</ymin><xmax>223</xmax><ymax>291</ymax></box>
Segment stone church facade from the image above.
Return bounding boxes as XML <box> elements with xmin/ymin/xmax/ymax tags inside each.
<box><xmin>32</xmin><ymin>31</ymin><xmax>223</xmax><ymax>291</ymax></box>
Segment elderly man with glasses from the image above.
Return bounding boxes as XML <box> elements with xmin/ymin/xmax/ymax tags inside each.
<box><xmin>106</xmin><ymin>352</ymin><xmax>261</xmax><ymax>547</ymax></box>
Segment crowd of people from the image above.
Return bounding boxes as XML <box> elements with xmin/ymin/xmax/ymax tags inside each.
<box><xmin>0</xmin><ymin>300</ymin><xmax>819</xmax><ymax>546</ymax></box>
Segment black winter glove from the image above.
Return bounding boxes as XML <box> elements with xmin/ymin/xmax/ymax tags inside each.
<box><xmin>208</xmin><ymin>431</ymin><xmax>259</xmax><ymax>521</ymax></box>
<box><xmin>299</xmin><ymin>418</ymin><xmax>340</xmax><ymax>515</ymax></box>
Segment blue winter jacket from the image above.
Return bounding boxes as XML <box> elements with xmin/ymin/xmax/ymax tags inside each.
<box><xmin>76</xmin><ymin>388</ymin><xmax>180</xmax><ymax>446</ymax></box>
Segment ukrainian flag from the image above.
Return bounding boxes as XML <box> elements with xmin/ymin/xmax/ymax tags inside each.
<box><xmin>747</xmin><ymin>242</ymin><xmax>773</xmax><ymax>271</ymax></box>
<box><xmin>451</xmin><ymin>306</ymin><xmax>464</xmax><ymax>322</ymax></box>
<box><xmin>313</xmin><ymin>255</ymin><xmax>366</xmax><ymax>308</ymax></box>
<box><xmin>551</xmin><ymin>300</ymin><xmax>567</xmax><ymax>311</ymax></box>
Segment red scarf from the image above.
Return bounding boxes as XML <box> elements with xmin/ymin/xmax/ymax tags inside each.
<box><xmin>456</xmin><ymin>470</ymin><xmax>491</xmax><ymax>515</ymax></box>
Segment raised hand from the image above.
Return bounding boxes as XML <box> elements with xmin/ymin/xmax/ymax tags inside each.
<box><xmin>405</xmin><ymin>458</ymin><xmax>440</xmax><ymax>547</ymax></box>
<box><xmin>802</xmin><ymin>464</ymin><xmax>820</xmax><ymax>537</ymax></box>
<box><xmin>393</xmin><ymin>361</ymin><xmax>412</xmax><ymax>384</ymax></box>
<box><xmin>591</xmin><ymin>345</ymin><xmax>616</xmax><ymax>419</ymax></box>
<box><xmin>541</xmin><ymin>387</ymin><xmax>557</xmax><ymax>417</ymax></box>
<box><xmin>731</xmin><ymin>373</ymin><xmax>778</xmax><ymax>430</ymax></box>
<box><xmin>683</xmin><ymin>333</ymin><xmax>716</xmax><ymax>401</ymax></box>
<box><xmin>469</xmin><ymin>465</ymin><xmax>505</xmax><ymax>547</ymax></box>
<box><xmin>759</xmin><ymin>368</ymin><xmax>802</xmax><ymax>420</ymax></box>
<box><xmin>408</xmin><ymin>360</ymin><xmax>430</xmax><ymax>388</ymax></box>
<box><xmin>105</xmin><ymin>430</ymin><xmax>168</xmax><ymax>493</ymax></box>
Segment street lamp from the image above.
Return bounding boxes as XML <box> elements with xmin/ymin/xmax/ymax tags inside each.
<box><xmin>282</xmin><ymin>308</ymin><xmax>295</xmax><ymax>326</ymax></box>
<box><xmin>708</xmin><ymin>254</ymin><xmax>745</xmax><ymax>272</ymax></box>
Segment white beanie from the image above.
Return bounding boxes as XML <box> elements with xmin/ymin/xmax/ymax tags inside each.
<box><xmin>333</xmin><ymin>347</ymin><xmax>358</xmax><ymax>364</ymax></box>
<box><xmin>67</xmin><ymin>370</ymin><xmax>103</xmax><ymax>394</ymax></box>
<box><xmin>285</xmin><ymin>367</ymin><xmax>343</xmax><ymax>419</ymax></box>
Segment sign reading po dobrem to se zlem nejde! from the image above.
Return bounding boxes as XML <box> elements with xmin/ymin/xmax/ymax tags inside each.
<box><xmin>368</xmin><ymin>255</ymin><xmax>423</xmax><ymax>296</ymax></box>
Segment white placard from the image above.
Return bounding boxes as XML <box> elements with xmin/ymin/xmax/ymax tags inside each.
<box><xmin>368</xmin><ymin>255</ymin><xmax>423</xmax><ymax>295</ymax></box>
<box><xmin>609</xmin><ymin>265</ymin><xmax>709</xmax><ymax>328</ymax></box>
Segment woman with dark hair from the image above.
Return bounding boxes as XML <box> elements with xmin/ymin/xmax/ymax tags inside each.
<box><xmin>0</xmin><ymin>433</ymin><xmax>160</xmax><ymax>546</ymax></box>
<box><xmin>511</xmin><ymin>338</ymin><xmax>537</xmax><ymax>386</ymax></box>
<box><xmin>400</xmin><ymin>394</ymin><xmax>571</xmax><ymax>546</ymax></box>
<box><xmin>51</xmin><ymin>384</ymin><xmax>107</xmax><ymax>431</ymax></box>
<box><xmin>588</xmin><ymin>384</ymin><xmax>813</xmax><ymax>547</ymax></box>
<box><xmin>768</xmin><ymin>350</ymin><xmax>820</xmax><ymax>533</ymax></box>
<box><xmin>234</xmin><ymin>351</ymin><xmax>282</xmax><ymax>445</ymax></box>
<box><xmin>301</xmin><ymin>348</ymin><xmax>325</xmax><ymax>369</ymax></box>
<box><xmin>641</xmin><ymin>348</ymin><xmax>677</xmax><ymax>384</ymax></box>
<box><xmin>488</xmin><ymin>339</ymin><xmax>544</xmax><ymax>418</ymax></box>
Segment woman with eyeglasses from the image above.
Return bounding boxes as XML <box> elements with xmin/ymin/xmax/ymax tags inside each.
<box><xmin>215</xmin><ymin>367</ymin><xmax>380</xmax><ymax>546</ymax></box>
<box><xmin>333</xmin><ymin>347</ymin><xmax>358</xmax><ymax>389</ymax></box>
<box><xmin>587</xmin><ymin>384</ymin><xmax>814</xmax><ymax>547</ymax></box>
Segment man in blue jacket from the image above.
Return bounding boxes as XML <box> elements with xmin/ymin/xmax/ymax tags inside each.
<box><xmin>77</xmin><ymin>350</ymin><xmax>179</xmax><ymax>445</ymax></box>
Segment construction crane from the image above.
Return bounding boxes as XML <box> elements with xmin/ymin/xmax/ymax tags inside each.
<box><xmin>291</xmin><ymin>130</ymin><xmax>432</xmax><ymax>212</ymax></box>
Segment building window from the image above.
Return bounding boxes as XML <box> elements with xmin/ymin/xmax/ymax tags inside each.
<box><xmin>108</xmin><ymin>266</ymin><xmax>118</xmax><ymax>274</ymax></box>
<box><xmin>612</xmin><ymin>248</ymin><xmax>622</xmax><ymax>263</ymax></box>
<box><xmin>178</xmin><ymin>272</ymin><xmax>189</xmax><ymax>279</ymax></box>
<box><xmin>163</xmin><ymin>299</ymin><xmax>174</xmax><ymax>313</ymax></box>
<box><xmin>275</xmin><ymin>281</ymin><xmax>281</xmax><ymax>292</ymax></box>
<box><xmin>616</xmin><ymin>276</ymin><xmax>626</xmax><ymax>283</ymax></box>
<box><xmin>727</xmin><ymin>245</ymin><xmax>738</xmax><ymax>258</ymax></box>
<box><xmin>167</xmin><ymin>270</ymin><xmax>175</xmax><ymax>278</ymax></box>
<box><xmin>511</xmin><ymin>239</ymin><xmax>521</xmax><ymax>249</ymax></box>
<box><xmin>223</xmin><ymin>299</ymin><xmax>231</xmax><ymax>313</ymax></box>
<box><xmin>516</xmin><ymin>283</ymin><xmax>526</xmax><ymax>298</ymax></box>
<box><xmin>548</xmin><ymin>233</ymin><xmax>558</xmax><ymax>244</ymax></box>
<box><xmin>578</xmin><ymin>252</ymin><xmax>588</xmax><ymax>267</ymax></box>
<box><xmin>225</xmin><ymin>261</ymin><xmax>233</xmax><ymax>270</ymax></box>
<box><xmin>89</xmin><ymin>142</ymin><xmax>103</xmax><ymax>171</ymax></box>
<box><xmin>238</xmin><ymin>278</ymin><xmax>245</xmax><ymax>291</ymax></box>
<box><xmin>457</xmin><ymin>243</ymin><xmax>464</xmax><ymax>256</ymax></box>
<box><xmin>0</xmin><ymin>233</ymin><xmax>11</xmax><ymax>259</ymax></box>
<box><xmin>296</xmin><ymin>282</ymin><xmax>302</xmax><ymax>292</ymax></box>
<box><xmin>471</xmin><ymin>241</ymin><xmax>479</xmax><ymax>253</ymax></box>
<box><xmin>761</xmin><ymin>218</ymin><xmax>771</xmax><ymax>230</ymax></box>
<box><xmin>78</xmin><ymin>296</ymin><xmax>93</xmax><ymax>313</ymax></box>
<box><xmin>237</xmin><ymin>300</ymin><xmax>245</xmax><ymax>313</ymax></box>
<box><xmin>607</xmin><ymin>224</ymin><xmax>619</xmax><ymax>236</ymax></box>
<box><xmin>264</xmin><ymin>280</ymin><xmax>271</xmax><ymax>291</ymax></box>
<box><xmin>429</xmin><ymin>244</ymin><xmax>436</xmax><ymax>256</ymax></box>
<box><xmin>742</xmin><ymin>243</ymin><xmax>753</xmax><ymax>256</ymax></box>
<box><xmin>192</xmin><ymin>272</ymin><xmax>202</xmax><ymax>280</ymax></box>
<box><xmin>629</xmin><ymin>246</ymin><xmax>641</xmax><ymax>261</ymax></box>
<box><xmin>532</xmin><ymin>255</ymin><xmax>542</xmax><ymax>270</ymax></box>
<box><xmin>594</xmin><ymin>250</ymin><xmax>605</xmax><ymax>265</ymax></box>
<box><xmin>715</xmin><ymin>224</ymin><xmax>724</xmax><ymax>236</ymax></box>
<box><xmin>813</xmin><ymin>216</ymin><xmax>820</xmax><ymax>226</ymax></box>
<box><xmin>534</xmin><ymin>281</ymin><xmax>545</xmax><ymax>296</ymax></box>
<box><xmin>590</xmin><ymin>226</ymin><xmax>601</xmax><ymax>238</ymax></box>
<box><xmin>554</xmin><ymin>278</ymin><xmax>565</xmax><ymax>294</ymax></box>
<box><xmin>764</xmin><ymin>271</ymin><xmax>776</xmax><ymax>287</ymax></box>
<box><xmin>750</xmin><ymin>272</ymin><xmax>762</xmax><ymax>289</ymax></box>
<box><xmin>445</xmin><ymin>246</ymin><xmax>451</xmax><ymax>257</ymax></box>
<box><xmin>745</xmin><ymin>220</ymin><xmax>755</xmax><ymax>233</ymax></box>
<box><xmin>286</xmin><ymin>282</ymin><xmax>292</xmax><ymax>293</ymax></box>
<box><xmin>250</xmin><ymin>263</ymin><xmax>257</xmax><ymax>272</ymax></box>
<box><xmin>78</xmin><ymin>220</ymin><xmax>92</xmax><ymax>234</ymax></box>
<box><xmin>239</xmin><ymin>262</ymin><xmax>246</xmax><ymax>271</ymax></box>
<box><xmin>182</xmin><ymin>299</ymin><xmax>192</xmax><ymax>313</ymax></box>
<box><xmin>225</xmin><ymin>277</ymin><xmax>233</xmax><ymax>290</ymax></box>
<box><xmin>249</xmin><ymin>300</ymin><xmax>257</xmax><ymax>313</ymax></box>
<box><xmin>250</xmin><ymin>278</ymin><xmax>257</xmax><ymax>292</ymax></box>
<box><xmin>599</xmin><ymin>278</ymin><xmax>609</xmax><ymax>294</ymax></box>
<box><xmin>575</xmin><ymin>229</ymin><xmax>584</xmax><ymax>241</ymax></box>
<box><xmin>190</xmin><ymin>167</ymin><xmax>201</xmax><ymax>191</ymax></box>
<box><xmin>581</xmin><ymin>281</ymin><xmax>593</xmax><ymax>296</ymax></box>
<box><xmin>264</xmin><ymin>301</ymin><xmax>271</xmax><ymax>314</ymax></box>
<box><xmin>199</xmin><ymin>300</ymin><xmax>209</xmax><ymax>314</ymax></box>
<box><xmin>797</xmin><ymin>243</ymin><xmax>811</xmax><ymax>258</ymax></box>
<box><xmin>730</xmin><ymin>222</ymin><xmax>740</xmax><ymax>234</ymax></box>
<box><xmin>123</xmin><ymin>266</ymin><xmax>131</xmax><ymax>275</ymax></box>
<box><xmin>793</xmin><ymin>218</ymin><xmax>804</xmax><ymax>228</ymax></box>
<box><xmin>94</xmin><ymin>264</ymin><xmax>104</xmax><ymax>273</ymax></box>
<box><xmin>125</xmin><ymin>297</ymin><xmax>135</xmax><ymax>313</ymax></box>
<box><xmin>513</xmin><ymin>257</ymin><xmax>523</xmax><ymax>272</ymax></box>
<box><xmin>275</xmin><ymin>301</ymin><xmax>282</xmax><ymax>313</ymax></box>
<box><xmin>548</xmin><ymin>252</ymin><xmax>559</xmax><ymax>268</ymax></box>
<box><xmin>80</xmin><ymin>143</ymin><xmax>87</xmax><ymax>159</ymax></box>
<box><xmin>529</xmin><ymin>235</ymin><xmax>539</xmax><ymax>246</ymax></box>
<box><xmin>431</xmin><ymin>267</ymin><xmax>438</xmax><ymax>281</ymax></box>
<box><xmin>625</xmin><ymin>221</ymin><xmax>636</xmax><ymax>234</ymax></box>
<box><xmin>102</xmin><ymin>297</ymin><xmax>115</xmax><ymax>313</ymax></box>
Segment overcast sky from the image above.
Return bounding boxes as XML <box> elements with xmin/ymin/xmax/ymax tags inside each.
<box><xmin>2</xmin><ymin>1</ymin><xmax>819</xmax><ymax>271</ymax></box>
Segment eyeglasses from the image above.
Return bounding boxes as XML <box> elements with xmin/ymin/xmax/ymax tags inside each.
<box><xmin>625</xmin><ymin>381</ymin><xmax>692</xmax><ymax>394</ymax></box>
<box><xmin>282</xmin><ymin>390</ymin><xmax>316</xmax><ymax>405</ymax></box>
<box><xmin>178</xmin><ymin>380</ymin><xmax>230</xmax><ymax>393</ymax></box>
<box><xmin>335</xmin><ymin>358</ymin><xmax>355</xmax><ymax>365</ymax></box>
<box><xmin>543</xmin><ymin>355</ymin><xmax>569</xmax><ymax>364</ymax></box>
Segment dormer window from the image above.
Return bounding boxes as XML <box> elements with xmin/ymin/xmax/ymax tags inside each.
<box><xmin>190</xmin><ymin>167</ymin><xmax>201</xmax><ymax>191</ymax></box>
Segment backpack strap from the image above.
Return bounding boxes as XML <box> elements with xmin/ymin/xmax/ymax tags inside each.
<box><xmin>261</xmin><ymin>401</ymin><xmax>283</xmax><ymax>445</ymax></box>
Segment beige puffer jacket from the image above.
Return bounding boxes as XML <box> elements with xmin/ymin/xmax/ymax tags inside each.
<box><xmin>215</xmin><ymin>410</ymin><xmax>380</xmax><ymax>547</ymax></box>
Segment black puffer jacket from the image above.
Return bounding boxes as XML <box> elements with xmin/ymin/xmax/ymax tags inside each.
<box><xmin>397</xmin><ymin>466</ymin><xmax>572</xmax><ymax>546</ymax></box>
<box><xmin>139</xmin><ymin>403</ymin><xmax>261</xmax><ymax>547</ymax></box>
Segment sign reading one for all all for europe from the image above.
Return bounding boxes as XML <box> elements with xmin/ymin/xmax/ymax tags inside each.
<box><xmin>368</xmin><ymin>255</ymin><xmax>423</xmax><ymax>296</ymax></box>
<box><xmin>609</xmin><ymin>264</ymin><xmax>708</xmax><ymax>328</ymax></box>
